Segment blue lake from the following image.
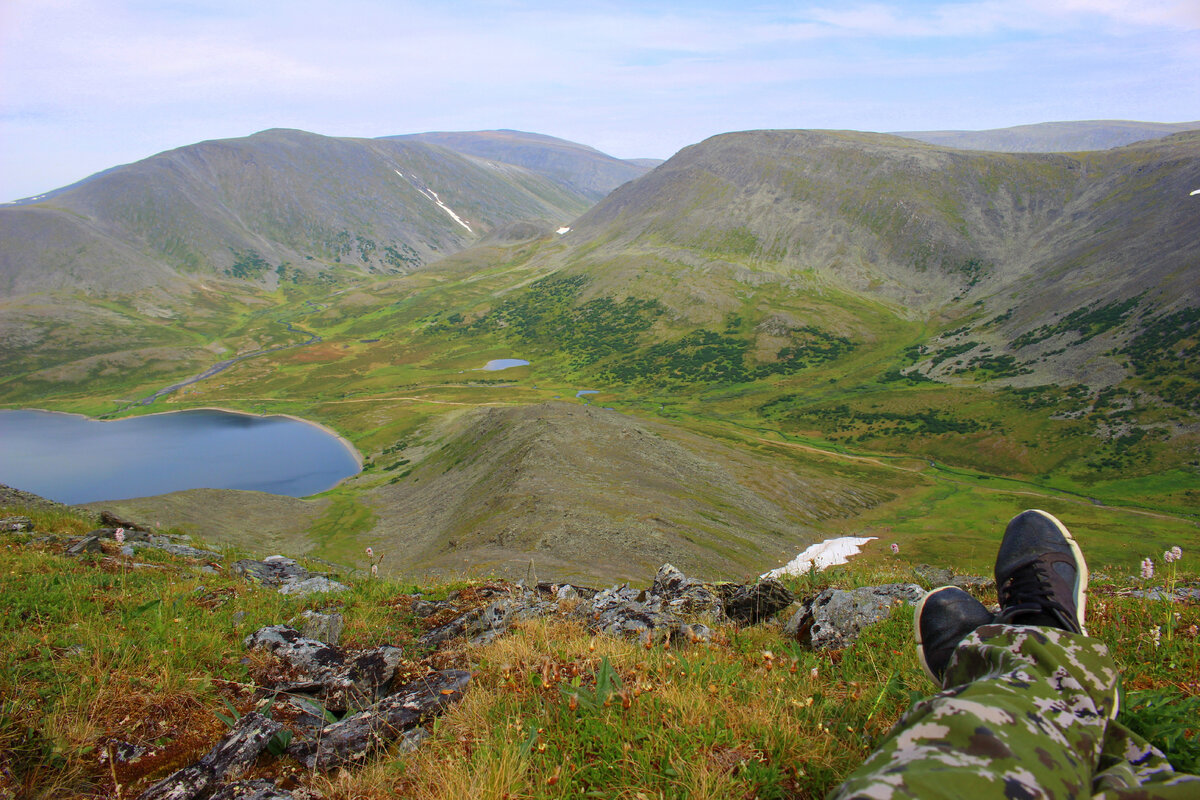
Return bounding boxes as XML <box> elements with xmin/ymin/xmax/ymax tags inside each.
<box><xmin>0</xmin><ymin>409</ymin><xmax>361</xmax><ymax>504</ymax></box>
<box><xmin>481</xmin><ymin>359</ymin><xmax>530</xmax><ymax>371</ymax></box>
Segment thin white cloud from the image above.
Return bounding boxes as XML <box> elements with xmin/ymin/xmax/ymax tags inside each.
<box><xmin>0</xmin><ymin>0</ymin><xmax>1197</xmax><ymax>200</ymax></box>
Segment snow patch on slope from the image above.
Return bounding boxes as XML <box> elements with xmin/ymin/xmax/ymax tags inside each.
<box><xmin>392</xmin><ymin>169</ymin><xmax>473</xmax><ymax>232</ymax></box>
<box><xmin>761</xmin><ymin>536</ymin><xmax>877</xmax><ymax>578</ymax></box>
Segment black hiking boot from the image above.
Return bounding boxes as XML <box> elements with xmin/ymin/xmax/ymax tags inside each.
<box><xmin>914</xmin><ymin>586</ymin><xmax>994</xmax><ymax>686</ymax></box>
<box><xmin>994</xmin><ymin>509</ymin><xmax>1088</xmax><ymax>635</ymax></box>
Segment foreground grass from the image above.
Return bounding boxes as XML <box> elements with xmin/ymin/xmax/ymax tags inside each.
<box><xmin>2</xmin><ymin>503</ymin><xmax>1198</xmax><ymax>799</ymax></box>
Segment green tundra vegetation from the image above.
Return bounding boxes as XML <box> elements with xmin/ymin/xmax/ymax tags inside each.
<box><xmin>1</xmin><ymin>233</ymin><xmax>1197</xmax><ymax>571</ymax></box>
<box><xmin>1</xmin><ymin>506</ymin><xmax>1196</xmax><ymax>799</ymax></box>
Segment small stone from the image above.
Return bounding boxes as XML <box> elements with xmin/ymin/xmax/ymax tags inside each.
<box><xmin>66</xmin><ymin>535</ymin><xmax>104</xmax><ymax>555</ymax></box>
<box><xmin>99</xmin><ymin>738</ymin><xmax>147</xmax><ymax>764</ymax></box>
<box><xmin>0</xmin><ymin>516</ymin><xmax>33</xmax><ymax>532</ymax></box>
<box><xmin>210</xmin><ymin>780</ymin><xmax>295</xmax><ymax>800</ymax></box>
<box><xmin>300</xmin><ymin>611</ymin><xmax>345</xmax><ymax>646</ymax></box>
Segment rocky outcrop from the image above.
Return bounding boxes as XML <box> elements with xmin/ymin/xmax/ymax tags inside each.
<box><xmin>783</xmin><ymin>583</ymin><xmax>925</xmax><ymax>650</ymax></box>
<box><xmin>232</xmin><ymin>556</ymin><xmax>347</xmax><ymax>596</ymax></box>
<box><xmin>0</xmin><ymin>515</ymin><xmax>33</xmax><ymax>532</ymax></box>
<box><xmin>239</xmin><ymin>621</ymin><xmax>471</xmax><ymax>775</ymax></box>
<box><xmin>243</xmin><ymin>626</ymin><xmax>404</xmax><ymax>713</ymax></box>
<box><xmin>85</xmin><ymin>526</ymin><xmax>222</xmax><ymax>561</ymax></box>
<box><xmin>416</xmin><ymin>563</ymin><xmax>795</xmax><ymax>650</ymax></box>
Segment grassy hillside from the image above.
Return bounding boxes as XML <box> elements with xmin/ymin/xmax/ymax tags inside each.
<box><xmin>0</xmin><ymin>128</ymin><xmax>593</xmax><ymax>297</ymax></box>
<box><xmin>2</xmin><ymin>502</ymin><xmax>1196</xmax><ymax>799</ymax></box>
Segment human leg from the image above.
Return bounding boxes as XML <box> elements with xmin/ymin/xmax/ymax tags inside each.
<box><xmin>830</xmin><ymin>622</ymin><xmax>1119</xmax><ymax>800</ymax></box>
<box><xmin>832</xmin><ymin>510</ymin><xmax>1102</xmax><ymax>799</ymax></box>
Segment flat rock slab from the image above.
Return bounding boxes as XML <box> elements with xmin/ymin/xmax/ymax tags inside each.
<box><xmin>136</xmin><ymin>712</ymin><xmax>281</xmax><ymax>800</ymax></box>
<box><xmin>288</xmin><ymin>669</ymin><xmax>471</xmax><ymax>770</ymax></box>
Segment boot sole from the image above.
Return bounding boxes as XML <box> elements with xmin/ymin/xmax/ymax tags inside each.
<box><xmin>1027</xmin><ymin>509</ymin><xmax>1089</xmax><ymax>635</ymax></box>
<box><xmin>913</xmin><ymin>585</ymin><xmax>955</xmax><ymax>687</ymax></box>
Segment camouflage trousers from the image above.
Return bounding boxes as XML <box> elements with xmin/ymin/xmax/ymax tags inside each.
<box><xmin>830</xmin><ymin>624</ymin><xmax>1200</xmax><ymax>799</ymax></box>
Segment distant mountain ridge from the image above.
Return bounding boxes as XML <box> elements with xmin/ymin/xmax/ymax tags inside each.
<box><xmin>383</xmin><ymin>130</ymin><xmax>660</xmax><ymax>200</ymax></box>
<box><xmin>0</xmin><ymin>128</ymin><xmax>594</xmax><ymax>296</ymax></box>
<box><xmin>894</xmin><ymin>120</ymin><xmax>1200</xmax><ymax>153</ymax></box>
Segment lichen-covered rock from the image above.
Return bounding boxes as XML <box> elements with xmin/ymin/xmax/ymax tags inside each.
<box><xmin>130</xmin><ymin>539</ymin><xmax>222</xmax><ymax>561</ymax></box>
<box><xmin>785</xmin><ymin>583</ymin><xmax>924</xmax><ymax>650</ymax></box>
<box><xmin>418</xmin><ymin>595</ymin><xmax>557</xmax><ymax>649</ymax></box>
<box><xmin>287</xmin><ymin>670</ymin><xmax>470</xmax><ymax>770</ymax></box>
<box><xmin>651</xmin><ymin>563</ymin><xmax>724</xmax><ymax>617</ymax></box>
<box><xmin>585</xmin><ymin>582</ymin><xmax>713</xmax><ymax>645</ymax></box>
<box><xmin>233</xmin><ymin>556</ymin><xmax>309</xmax><ymax>585</ymax></box>
<box><xmin>135</xmin><ymin>712</ymin><xmax>282</xmax><ymax>800</ymax></box>
<box><xmin>233</xmin><ymin>556</ymin><xmax>347</xmax><ymax>596</ymax></box>
<box><xmin>66</xmin><ymin>535</ymin><xmax>105</xmax><ymax>555</ymax></box>
<box><xmin>244</xmin><ymin>625</ymin><xmax>402</xmax><ymax>711</ymax></box>
<box><xmin>209</xmin><ymin>780</ymin><xmax>295</xmax><ymax>800</ymax></box>
<box><xmin>299</xmin><ymin>610</ymin><xmax>344</xmax><ymax>646</ymax></box>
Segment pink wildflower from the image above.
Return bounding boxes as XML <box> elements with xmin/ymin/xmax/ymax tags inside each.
<box><xmin>1168</xmin><ymin>546</ymin><xmax>1183</xmax><ymax>562</ymax></box>
<box><xmin>1140</xmin><ymin>558</ymin><xmax>1155</xmax><ymax>579</ymax></box>
<box><xmin>371</xmin><ymin>564</ymin><xmax>379</xmax><ymax>578</ymax></box>
<box><xmin>890</xmin><ymin>543</ymin><xmax>900</xmax><ymax>555</ymax></box>
<box><xmin>114</xmin><ymin>528</ymin><xmax>125</xmax><ymax>545</ymax></box>
<box><xmin>366</xmin><ymin>547</ymin><xmax>374</xmax><ymax>558</ymax></box>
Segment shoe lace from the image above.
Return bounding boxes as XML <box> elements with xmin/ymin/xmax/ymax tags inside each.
<box><xmin>999</xmin><ymin>563</ymin><xmax>1072</xmax><ymax>623</ymax></box>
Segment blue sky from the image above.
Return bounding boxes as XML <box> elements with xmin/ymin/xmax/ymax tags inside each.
<box><xmin>1</xmin><ymin>0</ymin><xmax>1197</xmax><ymax>201</ymax></box>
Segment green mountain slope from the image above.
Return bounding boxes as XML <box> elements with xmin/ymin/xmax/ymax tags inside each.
<box><xmin>559</xmin><ymin>129</ymin><xmax>1200</xmax><ymax>399</ymax></box>
<box><xmin>0</xmin><ymin>128</ymin><xmax>593</xmax><ymax>297</ymax></box>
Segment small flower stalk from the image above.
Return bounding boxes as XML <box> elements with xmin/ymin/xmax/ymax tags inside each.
<box><xmin>1141</xmin><ymin>547</ymin><xmax>1182</xmax><ymax>643</ymax></box>
<box><xmin>365</xmin><ymin>546</ymin><xmax>384</xmax><ymax>579</ymax></box>
<box><xmin>1163</xmin><ymin>547</ymin><xmax>1182</xmax><ymax>642</ymax></box>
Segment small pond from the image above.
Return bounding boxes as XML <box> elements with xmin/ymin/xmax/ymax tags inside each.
<box><xmin>0</xmin><ymin>409</ymin><xmax>361</xmax><ymax>504</ymax></box>
<box><xmin>480</xmin><ymin>359</ymin><xmax>530</xmax><ymax>371</ymax></box>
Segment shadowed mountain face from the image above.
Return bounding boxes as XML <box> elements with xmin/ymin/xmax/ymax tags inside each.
<box><xmin>0</xmin><ymin>128</ymin><xmax>593</xmax><ymax>297</ymax></box>
<box><xmin>894</xmin><ymin>120</ymin><xmax>1200</xmax><ymax>153</ymax></box>
<box><xmin>383</xmin><ymin>130</ymin><xmax>660</xmax><ymax>201</ymax></box>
